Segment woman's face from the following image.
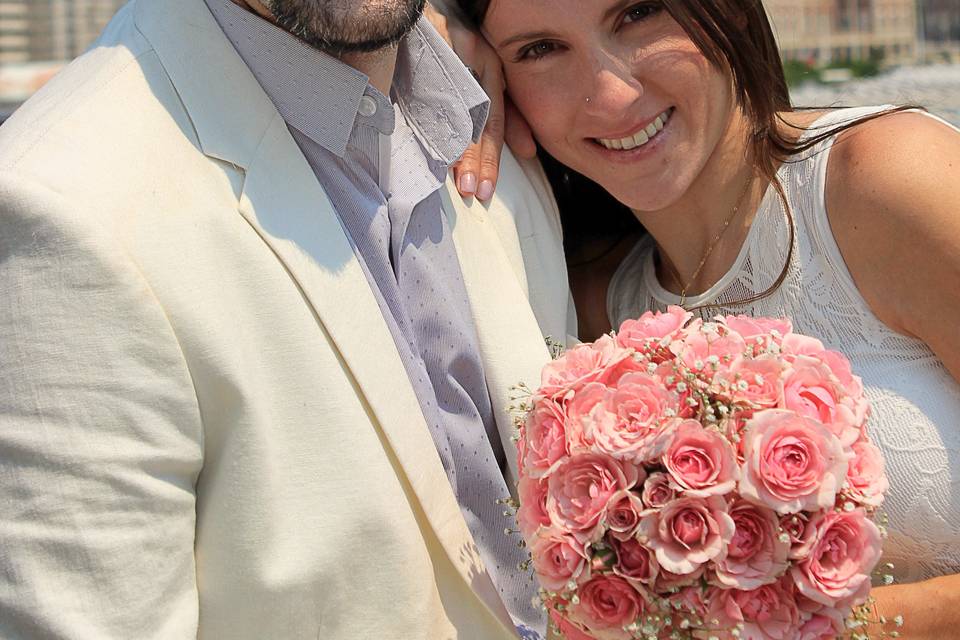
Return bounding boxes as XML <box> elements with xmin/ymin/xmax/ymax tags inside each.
<box><xmin>483</xmin><ymin>0</ymin><xmax>743</xmax><ymax>212</ymax></box>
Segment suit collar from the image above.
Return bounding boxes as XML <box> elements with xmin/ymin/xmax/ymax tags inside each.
<box><xmin>134</xmin><ymin>0</ymin><xmax>277</xmax><ymax>169</ymax></box>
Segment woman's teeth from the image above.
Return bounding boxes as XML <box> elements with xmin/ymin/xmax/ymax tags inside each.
<box><xmin>596</xmin><ymin>108</ymin><xmax>672</xmax><ymax>151</ymax></box>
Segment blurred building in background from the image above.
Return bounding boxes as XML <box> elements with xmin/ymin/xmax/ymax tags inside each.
<box><xmin>767</xmin><ymin>0</ymin><xmax>960</xmax><ymax>65</ymax></box>
<box><xmin>766</xmin><ymin>0</ymin><xmax>921</xmax><ymax>65</ymax></box>
<box><xmin>0</xmin><ymin>1</ymin><xmax>31</xmax><ymax>65</ymax></box>
<box><xmin>0</xmin><ymin>0</ymin><xmax>125</xmax><ymax>64</ymax></box>
<box><xmin>0</xmin><ymin>0</ymin><xmax>125</xmax><ymax>117</ymax></box>
<box><xmin>920</xmin><ymin>0</ymin><xmax>960</xmax><ymax>61</ymax></box>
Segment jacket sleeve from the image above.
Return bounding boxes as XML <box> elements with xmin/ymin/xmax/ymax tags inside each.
<box><xmin>0</xmin><ymin>174</ymin><xmax>204</xmax><ymax>639</ymax></box>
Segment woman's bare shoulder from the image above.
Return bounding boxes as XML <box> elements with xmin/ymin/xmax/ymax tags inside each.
<box><xmin>823</xmin><ymin>109</ymin><xmax>960</xmax><ymax>377</ymax></box>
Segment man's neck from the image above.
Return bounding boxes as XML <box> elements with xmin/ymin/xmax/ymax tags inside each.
<box><xmin>227</xmin><ymin>0</ymin><xmax>399</xmax><ymax>96</ymax></box>
<box><xmin>341</xmin><ymin>49</ymin><xmax>398</xmax><ymax>97</ymax></box>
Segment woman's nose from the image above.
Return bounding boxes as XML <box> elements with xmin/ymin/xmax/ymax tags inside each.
<box><xmin>583</xmin><ymin>53</ymin><xmax>644</xmax><ymax>116</ymax></box>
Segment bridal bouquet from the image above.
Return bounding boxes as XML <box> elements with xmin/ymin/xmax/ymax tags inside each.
<box><xmin>515</xmin><ymin>307</ymin><xmax>891</xmax><ymax>640</ymax></box>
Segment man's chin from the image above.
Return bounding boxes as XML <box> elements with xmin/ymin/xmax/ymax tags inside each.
<box><xmin>310</xmin><ymin>31</ymin><xmax>411</xmax><ymax>56</ymax></box>
<box><xmin>270</xmin><ymin>0</ymin><xmax>426</xmax><ymax>56</ymax></box>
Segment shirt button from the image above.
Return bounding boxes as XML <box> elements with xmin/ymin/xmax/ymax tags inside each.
<box><xmin>358</xmin><ymin>95</ymin><xmax>378</xmax><ymax>117</ymax></box>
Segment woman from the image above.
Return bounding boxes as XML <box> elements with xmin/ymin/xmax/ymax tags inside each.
<box><xmin>443</xmin><ymin>0</ymin><xmax>960</xmax><ymax>637</ymax></box>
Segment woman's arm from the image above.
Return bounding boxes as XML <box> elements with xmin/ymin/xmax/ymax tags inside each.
<box><xmin>826</xmin><ymin>111</ymin><xmax>960</xmax><ymax>638</ymax></box>
<box><xmin>871</xmin><ymin>573</ymin><xmax>960</xmax><ymax>639</ymax></box>
<box><xmin>826</xmin><ymin>110</ymin><xmax>960</xmax><ymax>382</ymax></box>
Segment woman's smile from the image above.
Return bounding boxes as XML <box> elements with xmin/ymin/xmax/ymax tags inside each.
<box><xmin>593</xmin><ymin>106</ymin><xmax>673</xmax><ymax>151</ymax></box>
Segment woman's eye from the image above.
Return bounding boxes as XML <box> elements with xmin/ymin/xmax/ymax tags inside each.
<box><xmin>623</xmin><ymin>2</ymin><xmax>663</xmax><ymax>24</ymax></box>
<box><xmin>516</xmin><ymin>41</ymin><xmax>559</xmax><ymax>62</ymax></box>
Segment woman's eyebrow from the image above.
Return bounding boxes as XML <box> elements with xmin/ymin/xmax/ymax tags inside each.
<box><xmin>494</xmin><ymin>0</ymin><xmax>636</xmax><ymax>49</ymax></box>
<box><xmin>601</xmin><ymin>0</ymin><xmax>637</xmax><ymax>23</ymax></box>
<box><xmin>496</xmin><ymin>30</ymin><xmax>555</xmax><ymax>49</ymax></box>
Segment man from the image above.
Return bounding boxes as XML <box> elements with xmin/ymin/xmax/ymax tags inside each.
<box><xmin>0</xmin><ymin>0</ymin><xmax>574</xmax><ymax>637</ymax></box>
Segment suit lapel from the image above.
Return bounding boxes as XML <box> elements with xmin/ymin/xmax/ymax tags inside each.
<box><xmin>134</xmin><ymin>0</ymin><xmax>277</xmax><ymax>169</ymax></box>
<box><xmin>135</xmin><ymin>0</ymin><xmax>518</xmax><ymax>633</ymax></box>
<box><xmin>235</xmin><ymin>120</ymin><xmax>516</xmax><ymax>634</ymax></box>
<box><xmin>443</xmin><ymin>183</ymin><xmax>553</xmax><ymax>491</ymax></box>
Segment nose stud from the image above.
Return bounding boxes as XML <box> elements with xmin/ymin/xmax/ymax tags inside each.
<box><xmin>585</xmin><ymin>97</ymin><xmax>591</xmax><ymax>103</ymax></box>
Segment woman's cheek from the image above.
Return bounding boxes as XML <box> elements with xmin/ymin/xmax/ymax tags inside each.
<box><xmin>506</xmin><ymin>70</ymin><xmax>579</xmax><ymax>148</ymax></box>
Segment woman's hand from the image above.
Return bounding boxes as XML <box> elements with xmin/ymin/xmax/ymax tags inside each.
<box><xmin>424</xmin><ymin>3</ymin><xmax>536</xmax><ymax>201</ymax></box>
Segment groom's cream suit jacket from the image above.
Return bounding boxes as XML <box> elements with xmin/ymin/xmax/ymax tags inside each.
<box><xmin>0</xmin><ymin>0</ymin><xmax>574</xmax><ymax>637</ymax></box>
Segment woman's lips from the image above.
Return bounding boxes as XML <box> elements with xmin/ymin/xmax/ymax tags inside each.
<box><xmin>587</xmin><ymin>107</ymin><xmax>675</xmax><ymax>162</ymax></box>
<box><xmin>593</xmin><ymin>107</ymin><xmax>674</xmax><ymax>151</ymax></box>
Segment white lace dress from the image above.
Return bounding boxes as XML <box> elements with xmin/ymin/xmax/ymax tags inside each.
<box><xmin>607</xmin><ymin>107</ymin><xmax>960</xmax><ymax>584</ymax></box>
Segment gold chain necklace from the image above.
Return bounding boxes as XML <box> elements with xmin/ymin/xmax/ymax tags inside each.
<box><xmin>659</xmin><ymin>173</ymin><xmax>756</xmax><ymax>308</ymax></box>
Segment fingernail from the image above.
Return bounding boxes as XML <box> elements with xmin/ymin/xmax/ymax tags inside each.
<box><xmin>477</xmin><ymin>180</ymin><xmax>494</xmax><ymax>201</ymax></box>
<box><xmin>459</xmin><ymin>172</ymin><xmax>477</xmax><ymax>195</ymax></box>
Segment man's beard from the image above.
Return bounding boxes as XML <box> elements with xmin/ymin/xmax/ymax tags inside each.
<box><xmin>265</xmin><ymin>0</ymin><xmax>427</xmax><ymax>55</ymax></box>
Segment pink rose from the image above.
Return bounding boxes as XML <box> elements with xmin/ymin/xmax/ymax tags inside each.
<box><xmin>601</xmin><ymin>354</ymin><xmax>653</xmax><ymax>388</ymax></box>
<box><xmin>706</xmin><ymin>577</ymin><xmax>801</xmax><ymax>640</ymax></box>
<box><xmin>523</xmin><ymin>399</ymin><xmax>569</xmax><ymax>477</ymax></box>
<box><xmin>578</xmin><ymin>372</ymin><xmax>681</xmax><ymax>464</ymax></box>
<box><xmin>797</xmin><ymin>609</ymin><xmax>846</xmax><ymax>640</ymax></box>
<box><xmin>637</xmin><ymin>495</ymin><xmax>735</xmax><ymax>574</ymax></box>
<box><xmin>780</xmin><ymin>356</ymin><xmax>860</xmax><ymax>448</ymax></box>
<box><xmin>662</xmin><ymin>420</ymin><xmax>739</xmax><ymax>497</ymax></box>
<box><xmin>564</xmin><ymin>383</ymin><xmax>607</xmax><ymax>453</ymax></box>
<box><xmin>604</xmin><ymin>490</ymin><xmax>646</xmax><ymax>540</ymax></box>
<box><xmin>722</xmin><ymin>315</ymin><xmax>793</xmax><ymax>351</ymax></box>
<box><xmin>780</xmin><ymin>333</ymin><xmax>825</xmax><ymax>358</ymax></box>
<box><xmin>673</xmin><ymin>320</ymin><xmax>747</xmax><ymax>371</ymax></box>
<box><xmin>517</xmin><ymin>475</ymin><xmax>551</xmax><ymax>539</ymax></box>
<box><xmin>530</xmin><ymin>527</ymin><xmax>591</xmax><ymax>592</ymax></box>
<box><xmin>816</xmin><ymin>350</ymin><xmax>870</xmax><ymax>427</ymax></box>
<box><xmin>665</xmin><ymin>585</ymin><xmax>708</xmax><ymax>618</ymax></box>
<box><xmin>616</xmin><ymin>306</ymin><xmax>692</xmax><ymax>355</ymax></box>
<box><xmin>653</xmin><ymin>360</ymin><xmax>701</xmax><ymax>419</ymax></box>
<box><xmin>611</xmin><ymin>536</ymin><xmax>659</xmax><ymax>586</ymax></box>
<box><xmin>547</xmin><ymin>453</ymin><xmax>640</xmax><ymax>542</ymax></box>
<box><xmin>567</xmin><ymin>574</ymin><xmax>649</xmax><ymax>640</ymax></box>
<box><xmin>539</xmin><ymin>335</ymin><xmax>633</xmax><ymax>397</ymax></box>
<box><xmin>846</xmin><ymin>440</ymin><xmax>889</xmax><ymax>508</ymax></box>
<box><xmin>739</xmin><ymin>409</ymin><xmax>849</xmax><ymax>515</ymax></box>
<box><xmin>713</xmin><ymin>499</ymin><xmax>790</xmax><ymax>590</ymax></box>
<box><xmin>779</xmin><ymin>512</ymin><xmax>814</xmax><ymax>560</ymax></box>
<box><xmin>640</xmin><ymin>472</ymin><xmax>678</xmax><ymax>510</ymax></box>
<box><xmin>718</xmin><ymin>355</ymin><xmax>785</xmax><ymax>410</ymax></box>
<box><xmin>652</xmin><ymin>564</ymin><xmax>704</xmax><ymax>592</ymax></box>
<box><xmin>791</xmin><ymin>509</ymin><xmax>882</xmax><ymax>607</ymax></box>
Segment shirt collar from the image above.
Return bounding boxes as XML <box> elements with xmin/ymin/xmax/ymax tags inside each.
<box><xmin>393</xmin><ymin>19</ymin><xmax>490</xmax><ymax>165</ymax></box>
<box><xmin>203</xmin><ymin>0</ymin><xmax>489</xmax><ymax>165</ymax></box>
